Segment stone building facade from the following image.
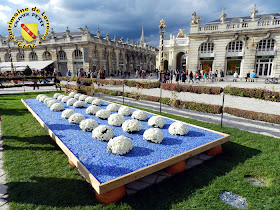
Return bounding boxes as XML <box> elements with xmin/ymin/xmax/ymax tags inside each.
<box><xmin>0</xmin><ymin>26</ymin><xmax>157</xmax><ymax>76</ymax></box>
<box><xmin>160</xmin><ymin>5</ymin><xmax>280</xmax><ymax>78</ymax></box>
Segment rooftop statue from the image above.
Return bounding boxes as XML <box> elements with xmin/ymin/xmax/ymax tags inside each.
<box><xmin>191</xmin><ymin>12</ymin><xmax>201</xmax><ymax>25</ymax></box>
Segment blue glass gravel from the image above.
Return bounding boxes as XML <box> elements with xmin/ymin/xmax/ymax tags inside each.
<box><xmin>24</xmin><ymin>98</ymin><xmax>224</xmax><ymax>184</ymax></box>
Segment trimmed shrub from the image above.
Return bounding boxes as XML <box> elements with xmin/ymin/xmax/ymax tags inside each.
<box><xmin>224</xmin><ymin>86</ymin><xmax>280</xmax><ymax>102</ymax></box>
<box><xmin>161</xmin><ymin>83</ymin><xmax>223</xmax><ymax>95</ymax></box>
<box><xmin>224</xmin><ymin>107</ymin><xmax>280</xmax><ymax>124</ymax></box>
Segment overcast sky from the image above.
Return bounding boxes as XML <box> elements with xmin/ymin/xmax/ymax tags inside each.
<box><xmin>0</xmin><ymin>0</ymin><xmax>279</xmax><ymax>47</ymax></box>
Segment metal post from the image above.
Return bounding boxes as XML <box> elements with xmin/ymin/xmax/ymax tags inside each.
<box><xmin>122</xmin><ymin>82</ymin><xmax>124</xmax><ymax>105</ymax></box>
<box><xmin>220</xmin><ymin>92</ymin><xmax>225</xmax><ymax>128</ymax></box>
<box><xmin>160</xmin><ymin>82</ymin><xmax>162</xmax><ymax>114</ymax></box>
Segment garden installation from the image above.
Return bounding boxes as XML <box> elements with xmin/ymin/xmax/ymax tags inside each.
<box><xmin>22</xmin><ymin>92</ymin><xmax>229</xmax><ymax>204</ymax></box>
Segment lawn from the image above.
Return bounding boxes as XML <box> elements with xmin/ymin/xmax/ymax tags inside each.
<box><xmin>1</xmin><ymin>92</ymin><xmax>280</xmax><ymax>209</ymax></box>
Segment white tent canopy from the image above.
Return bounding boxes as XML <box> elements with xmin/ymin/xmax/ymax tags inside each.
<box><xmin>0</xmin><ymin>61</ymin><xmax>54</xmax><ymax>72</ymax></box>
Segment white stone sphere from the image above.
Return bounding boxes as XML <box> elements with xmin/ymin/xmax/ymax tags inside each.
<box><xmin>53</xmin><ymin>93</ymin><xmax>62</xmax><ymax>99</ymax></box>
<box><xmin>106</xmin><ymin>103</ymin><xmax>120</xmax><ymax>112</ymax></box>
<box><xmin>107</xmin><ymin>136</ymin><xmax>133</xmax><ymax>155</ymax></box>
<box><xmin>92</xmin><ymin>125</ymin><xmax>114</xmax><ymax>141</ymax></box>
<box><xmin>148</xmin><ymin>116</ymin><xmax>165</xmax><ymax>128</ymax></box>
<box><xmin>73</xmin><ymin>101</ymin><xmax>86</xmax><ymax>108</ymax></box>
<box><xmin>57</xmin><ymin>95</ymin><xmax>66</xmax><ymax>101</ymax></box>
<box><xmin>61</xmin><ymin>96</ymin><xmax>71</xmax><ymax>103</ymax></box>
<box><xmin>50</xmin><ymin>103</ymin><xmax>64</xmax><ymax>111</ymax></box>
<box><xmin>108</xmin><ymin>114</ymin><xmax>125</xmax><ymax>127</ymax></box>
<box><xmin>67</xmin><ymin>98</ymin><xmax>77</xmax><ymax>106</ymax></box>
<box><xmin>79</xmin><ymin>95</ymin><xmax>88</xmax><ymax>101</ymax></box>
<box><xmin>143</xmin><ymin>128</ymin><xmax>164</xmax><ymax>144</ymax></box>
<box><xmin>92</xmin><ymin>99</ymin><xmax>103</xmax><ymax>106</ymax></box>
<box><xmin>79</xmin><ymin>119</ymin><xmax>98</xmax><ymax>132</ymax></box>
<box><xmin>86</xmin><ymin>105</ymin><xmax>100</xmax><ymax>115</ymax></box>
<box><xmin>122</xmin><ymin>119</ymin><xmax>141</xmax><ymax>133</ymax></box>
<box><xmin>61</xmin><ymin>109</ymin><xmax>75</xmax><ymax>119</ymax></box>
<box><xmin>118</xmin><ymin>106</ymin><xmax>132</xmax><ymax>116</ymax></box>
<box><xmin>68</xmin><ymin>113</ymin><xmax>85</xmax><ymax>124</ymax></box>
<box><xmin>95</xmin><ymin>110</ymin><xmax>111</xmax><ymax>120</ymax></box>
<box><xmin>47</xmin><ymin>99</ymin><xmax>60</xmax><ymax>107</ymax></box>
<box><xmin>131</xmin><ymin>110</ymin><xmax>147</xmax><ymax>121</ymax></box>
<box><xmin>168</xmin><ymin>122</ymin><xmax>189</xmax><ymax>136</ymax></box>
<box><xmin>69</xmin><ymin>92</ymin><xmax>76</xmax><ymax>98</ymax></box>
<box><xmin>85</xmin><ymin>96</ymin><xmax>95</xmax><ymax>104</ymax></box>
<box><xmin>74</xmin><ymin>93</ymin><xmax>82</xmax><ymax>99</ymax></box>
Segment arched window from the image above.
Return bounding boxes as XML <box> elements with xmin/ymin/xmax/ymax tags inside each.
<box><xmin>43</xmin><ymin>51</ymin><xmax>52</xmax><ymax>61</ymax></box>
<box><xmin>258</xmin><ymin>39</ymin><xmax>275</xmax><ymax>52</ymax></box>
<box><xmin>227</xmin><ymin>41</ymin><xmax>243</xmax><ymax>52</ymax></box>
<box><xmin>29</xmin><ymin>52</ymin><xmax>38</xmax><ymax>61</ymax></box>
<box><xmin>58</xmin><ymin>50</ymin><xmax>67</xmax><ymax>61</ymax></box>
<box><xmin>4</xmin><ymin>53</ymin><xmax>10</xmax><ymax>62</ymax></box>
<box><xmin>200</xmin><ymin>42</ymin><xmax>214</xmax><ymax>54</ymax></box>
<box><xmin>74</xmin><ymin>49</ymin><xmax>83</xmax><ymax>60</ymax></box>
<box><xmin>17</xmin><ymin>52</ymin><xmax>25</xmax><ymax>61</ymax></box>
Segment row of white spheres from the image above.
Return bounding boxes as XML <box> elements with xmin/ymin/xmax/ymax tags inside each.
<box><xmin>37</xmin><ymin>94</ymin><xmax>188</xmax><ymax>152</ymax></box>
<box><xmin>37</xmin><ymin>94</ymin><xmax>64</xmax><ymax>111</ymax></box>
<box><xmin>42</xmin><ymin>94</ymin><xmax>189</xmax><ymax>137</ymax></box>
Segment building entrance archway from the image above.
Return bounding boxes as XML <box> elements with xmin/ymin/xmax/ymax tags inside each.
<box><xmin>164</xmin><ymin>60</ymin><xmax>168</xmax><ymax>70</ymax></box>
<box><xmin>176</xmin><ymin>52</ymin><xmax>187</xmax><ymax>70</ymax></box>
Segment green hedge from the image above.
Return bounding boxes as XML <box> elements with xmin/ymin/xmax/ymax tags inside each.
<box><xmin>224</xmin><ymin>107</ymin><xmax>280</xmax><ymax>124</ymax></box>
<box><xmin>224</xmin><ymin>86</ymin><xmax>280</xmax><ymax>102</ymax></box>
<box><xmin>161</xmin><ymin>83</ymin><xmax>223</xmax><ymax>95</ymax></box>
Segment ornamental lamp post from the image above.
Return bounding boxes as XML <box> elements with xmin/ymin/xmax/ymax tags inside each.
<box><xmin>158</xmin><ymin>19</ymin><xmax>166</xmax><ymax>82</ymax></box>
<box><xmin>5</xmin><ymin>35</ymin><xmax>15</xmax><ymax>74</ymax></box>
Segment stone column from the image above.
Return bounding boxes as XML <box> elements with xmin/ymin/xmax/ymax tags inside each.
<box><xmin>36</xmin><ymin>50</ymin><xmax>44</xmax><ymax>61</ymax></box>
<box><xmin>97</xmin><ymin>47</ymin><xmax>104</xmax><ymax>70</ymax></box>
<box><xmin>273</xmin><ymin>35</ymin><xmax>280</xmax><ymax>78</ymax></box>
<box><xmin>115</xmin><ymin>49</ymin><xmax>120</xmax><ymax>72</ymax></box>
<box><xmin>107</xmin><ymin>49</ymin><xmax>112</xmax><ymax>76</ymax></box>
<box><xmin>64</xmin><ymin>48</ymin><xmax>74</xmax><ymax>75</ymax></box>
<box><xmin>188</xmin><ymin>38</ymin><xmax>202</xmax><ymax>71</ymax></box>
<box><xmin>213</xmin><ymin>39</ymin><xmax>229</xmax><ymax>73</ymax></box>
<box><xmin>242</xmin><ymin>38</ymin><xmax>257</xmax><ymax>78</ymax></box>
<box><xmin>82</xmin><ymin>45</ymin><xmax>94</xmax><ymax>71</ymax></box>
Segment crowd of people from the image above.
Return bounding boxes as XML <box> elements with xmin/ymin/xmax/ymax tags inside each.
<box><xmin>74</xmin><ymin>69</ymin><xmax>106</xmax><ymax>79</ymax></box>
<box><xmin>158</xmin><ymin>69</ymin><xmax>225</xmax><ymax>84</ymax></box>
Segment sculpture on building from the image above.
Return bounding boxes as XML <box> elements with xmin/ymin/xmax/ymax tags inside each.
<box><xmin>250</xmin><ymin>4</ymin><xmax>258</xmax><ymax>21</ymax></box>
<box><xmin>220</xmin><ymin>8</ymin><xmax>227</xmax><ymax>23</ymax></box>
<box><xmin>177</xmin><ymin>29</ymin><xmax>185</xmax><ymax>38</ymax></box>
<box><xmin>50</xmin><ymin>28</ymin><xmax>55</xmax><ymax>39</ymax></box>
<box><xmin>106</xmin><ymin>32</ymin><xmax>110</xmax><ymax>41</ymax></box>
<box><xmin>191</xmin><ymin>12</ymin><xmax>201</xmax><ymax>25</ymax></box>
<box><xmin>96</xmin><ymin>28</ymin><xmax>100</xmax><ymax>38</ymax></box>
<box><xmin>66</xmin><ymin>27</ymin><xmax>70</xmax><ymax>37</ymax></box>
<box><xmin>83</xmin><ymin>25</ymin><xmax>89</xmax><ymax>35</ymax></box>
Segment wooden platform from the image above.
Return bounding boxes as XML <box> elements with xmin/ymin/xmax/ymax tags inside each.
<box><xmin>22</xmin><ymin>99</ymin><xmax>230</xmax><ymax>194</ymax></box>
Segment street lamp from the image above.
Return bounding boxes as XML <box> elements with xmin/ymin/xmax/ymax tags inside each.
<box><xmin>5</xmin><ymin>36</ymin><xmax>15</xmax><ymax>74</ymax></box>
<box><xmin>158</xmin><ymin>19</ymin><xmax>166</xmax><ymax>82</ymax></box>
<box><xmin>158</xmin><ymin>19</ymin><xmax>166</xmax><ymax>114</ymax></box>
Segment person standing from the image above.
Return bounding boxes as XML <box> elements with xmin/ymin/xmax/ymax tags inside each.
<box><xmin>181</xmin><ymin>70</ymin><xmax>186</xmax><ymax>83</ymax></box>
<box><xmin>67</xmin><ymin>69</ymin><xmax>71</xmax><ymax>77</ymax></box>
<box><xmin>250</xmin><ymin>71</ymin><xmax>256</xmax><ymax>82</ymax></box>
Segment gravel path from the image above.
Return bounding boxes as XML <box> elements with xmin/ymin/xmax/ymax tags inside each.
<box><xmin>98</xmin><ymin>85</ymin><xmax>280</xmax><ymax>115</ymax></box>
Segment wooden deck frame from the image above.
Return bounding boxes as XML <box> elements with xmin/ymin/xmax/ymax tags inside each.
<box><xmin>21</xmin><ymin>99</ymin><xmax>230</xmax><ymax>194</ymax></box>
